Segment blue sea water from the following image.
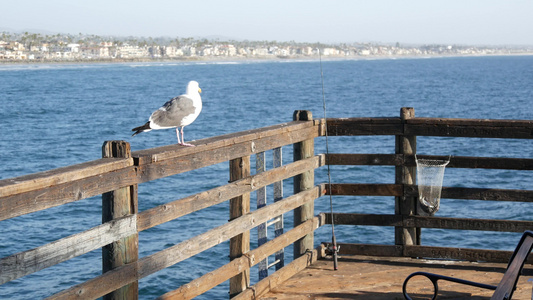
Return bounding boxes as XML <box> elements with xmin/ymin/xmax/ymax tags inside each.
<box><xmin>1</xmin><ymin>56</ymin><xmax>533</xmax><ymax>299</ymax></box>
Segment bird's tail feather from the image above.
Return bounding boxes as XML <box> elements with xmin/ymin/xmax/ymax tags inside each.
<box><xmin>132</xmin><ymin>122</ymin><xmax>151</xmax><ymax>136</ymax></box>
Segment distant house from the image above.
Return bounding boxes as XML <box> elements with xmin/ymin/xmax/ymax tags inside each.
<box><xmin>322</xmin><ymin>48</ymin><xmax>339</xmax><ymax>56</ymax></box>
<box><xmin>67</xmin><ymin>44</ymin><xmax>80</xmax><ymax>53</ymax></box>
<box><xmin>117</xmin><ymin>44</ymin><xmax>149</xmax><ymax>58</ymax></box>
<box><xmin>237</xmin><ymin>47</ymin><xmax>248</xmax><ymax>56</ymax></box>
<box><xmin>7</xmin><ymin>41</ymin><xmax>25</xmax><ymax>51</ymax></box>
<box><xmin>81</xmin><ymin>46</ymin><xmax>110</xmax><ymax>59</ymax></box>
<box><xmin>164</xmin><ymin>46</ymin><xmax>184</xmax><ymax>57</ymax></box>
<box><xmin>183</xmin><ymin>46</ymin><xmax>196</xmax><ymax>56</ymax></box>
<box><xmin>254</xmin><ymin>47</ymin><xmax>268</xmax><ymax>56</ymax></box>
<box><xmin>301</xmin><ymin>47</ymin><xmax>313</xmax><ymax>56</ymax></box>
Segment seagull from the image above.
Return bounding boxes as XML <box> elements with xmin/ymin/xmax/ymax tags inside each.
<box><xmin>132</xmin><ymin>81</ymin><xmax>202</xmax><ymax>147</ymax></box>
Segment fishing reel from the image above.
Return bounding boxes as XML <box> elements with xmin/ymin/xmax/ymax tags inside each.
<box><xmin>323</xmin><ymin>237</ymin><xmax>340</xmax><ymax>270</ymax></box>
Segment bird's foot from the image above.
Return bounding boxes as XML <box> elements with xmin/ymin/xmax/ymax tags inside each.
<box><xmin>179</xmin><ymin>142</ymin><xmax>195</xmax><ymax>147</ymax></box>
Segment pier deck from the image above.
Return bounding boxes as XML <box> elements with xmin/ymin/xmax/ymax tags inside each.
<box><xmin>259</xmin><ymin>255</ymin><xmax>533</xmax><ymax>300</ymax></box>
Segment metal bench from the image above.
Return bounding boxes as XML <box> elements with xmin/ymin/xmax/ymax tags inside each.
<box><xmin>403</xmin><ymin>230</ymin><xmax>533</xmax><ymax>300</ymax></box>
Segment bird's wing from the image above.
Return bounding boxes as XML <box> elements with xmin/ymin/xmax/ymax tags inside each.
<box><xmin>149</xmin><ymin>95</ymin><xmax>196</xmax><ymax>128</ymax></box>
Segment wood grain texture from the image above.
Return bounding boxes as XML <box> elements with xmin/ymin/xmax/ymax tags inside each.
<box><xmin>1</xmin><ymin>215</ymin><xmax>136</xmax><ymax>285</ymax></box>
<box><xmin>228</xmin><ymin>156</ymin><xmax>251</xmax><ymax>296</ymax></box>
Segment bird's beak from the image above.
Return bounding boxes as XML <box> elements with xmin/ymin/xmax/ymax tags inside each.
<box><xmin>198</xmin><ymin>88</ymin><xmax>202</xmax><ymax>93</ymax></box>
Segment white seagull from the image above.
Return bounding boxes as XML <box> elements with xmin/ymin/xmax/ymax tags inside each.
<box><xmin>132</xmin><ymin>81</ymin><xmax>202</xmax><ymax>147</ymax></box>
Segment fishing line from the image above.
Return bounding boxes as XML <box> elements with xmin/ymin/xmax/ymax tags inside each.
<box><xmin>318</xmin><ymin>48</ymin><xmax>339</xmax><ymax>270</ymax></box>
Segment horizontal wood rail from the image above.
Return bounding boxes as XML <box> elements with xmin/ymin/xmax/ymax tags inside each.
<box><xmin>405</xmin><ymin>118</ymin><xmax>533</xmax><ymax>139</ymax></box>
<box><xmin>327</xmin><ymin>182</ymin><xmax>533</xmax><ymax>202</ymax></box>
<box><xmin>327</xmin><ymin>213</ymin><xmax>533</xmax><ymax>233</ymax></box>
<box><xmin>334</xmin><ymin>243</ymin><xmax>533</xmax><ymax>264</ymax></box>
<box><xmin>327</xmin><ymin>153</ymin><xmax>533</xmax><ymax>170</ymax></box>
<box><xmin>0</xmin><ymin>215</ymin><xmax>137</xmax><ymax>285</ymax></box>
<box><xmin>326</xmin><ymin>117</ymin><xmax>533</xmax><ymax>138</ymax></box>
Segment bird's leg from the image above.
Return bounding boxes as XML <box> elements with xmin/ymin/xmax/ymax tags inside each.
<box><xmin>179</xmin><ymin>127</ymin><xmax>195</xmax><ymax>147</ymax></box>
<box><xmin>175</xmin><ymin>128</ymin><xmax>182</xmax><ymax>144</ymax></box>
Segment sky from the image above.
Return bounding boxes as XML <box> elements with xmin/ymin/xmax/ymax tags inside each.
<box><xmin>2</xmin><ymin>0</ymin><xmax>533</xmax><ymax>46</ymax></box>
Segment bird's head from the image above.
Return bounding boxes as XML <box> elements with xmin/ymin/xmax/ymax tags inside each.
<box><xmin>187</xmin><ymin>81</ymin><xmax>201</xmax><ymax>95</ymax></box>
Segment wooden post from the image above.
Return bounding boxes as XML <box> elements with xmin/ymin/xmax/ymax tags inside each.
<box><xmin>273</xmin><ymin>147</ymin><xmax>285</xmax><ymax>270</ymax></box>
<box><xmin>395</xmin><ymin>108</ymin><xmax>419</xmax><ymax>248</ymax></box>
<box><xmin>256</xmin><ymin>152</ymin><xmax>268</xmax><ymax>280</ymax></box>
<box><xmin>293</xmin><ymin>110</ymin><xmax>315</xmax><ymax>258</ymax></box>
<box><xmin>102</xmin><ymin>141</ymin><xmax>139</xmax><ymax>300</ymax></box>
<box><xmin>229</xmin><ymin>156</ymin><xmax>251</xmax><ymax>298</ymax></box>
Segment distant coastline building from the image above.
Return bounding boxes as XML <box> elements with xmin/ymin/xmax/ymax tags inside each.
<box><xmin>0</xmin><ymin>32</ymin><xmax>532</xmax><ymax>62</ymax></box>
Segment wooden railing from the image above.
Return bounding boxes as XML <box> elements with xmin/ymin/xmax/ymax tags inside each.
<box><xmin>2</xmin><ymin>107</ymin><xmax>533</xmax><ymax>299</ymax></box>
<box><xmin>326</xmin><ymin>107</ymin><xmax>533</xmax><ymax>263</ymax></box>
<box><xmin>0</xmin><ymin>110</ymin><xmax>326</xmax><ymax>299</ymax></box>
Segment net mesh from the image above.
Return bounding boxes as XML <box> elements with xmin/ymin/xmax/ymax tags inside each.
<box><xmin>416</xmin><ymin>156</ymin><xmax>450</xmax><ymax>216</ymax></box>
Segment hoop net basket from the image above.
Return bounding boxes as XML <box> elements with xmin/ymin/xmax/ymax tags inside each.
<box><xmin>416</xmin><ymin>156</ymin><xmax>450</xmax><ymax>216</ymax></box>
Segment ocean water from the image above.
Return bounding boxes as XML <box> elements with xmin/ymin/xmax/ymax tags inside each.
<box><xmin>1</xmin><ymin>56</ymin><xmax>533</xmax><ymax>299</ymax></box>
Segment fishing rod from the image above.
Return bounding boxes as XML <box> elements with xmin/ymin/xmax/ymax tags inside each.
<box><xmin>318</xmin><ymin>48</ymin><xmax>339</xmax><ymax>271</ymax></box>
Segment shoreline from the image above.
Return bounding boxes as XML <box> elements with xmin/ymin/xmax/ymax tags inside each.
<box><xmin>1</xmin><ymin>52</ymin><xmax>532</xmax><ymax>67</ymax></box>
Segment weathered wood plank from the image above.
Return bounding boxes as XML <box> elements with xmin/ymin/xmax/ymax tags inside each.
<box><xmin>49</xmin><ymin>186</ymin><xmax>326</xmax><ymax>300</ymax></box>
<box><xmin>325</xmin><ymin>117</ymin><xmax>533</xmax><ymax>138</ymax></box>
<box><xmin>327</xmin><ymin>213</ymin><xmax>533</xmax><ymax>233</ymax></box>
<box><xmin>132</xmin><ymin>120</ymin><xmax>318</xmax><ymax>165</ymax></box>
<box><xmin>101</xmin><ymin>141</ymin><xmax>139</xmax><ymax>300</ymax></box>
<box><xmin>405</xmin><ymin>155</ymin><xmax>533</xmax><ymax>170</ymax></box>
<box><xmin>335</xmin><ymin>243</ymin><xmax>525</xmax><ymax>264</ymax></box>
<box><xmin>405</xmin><ymin>215</ymin><xmax>533</xmax><ymax>232</ymax></box>
<box><xmin>328</xmin><ymin>153</ymin><xmax>533</xmax><ymax>171</ymax></box>
<box><xmin>326</xmin><ymin>117</ymin><xmax>402</xmax><ymax>136</ymax></box>
<box><xmin>442</xmin><ymin>187</ymin><xmax>533</xmax><ymax>202</ymax></box>
<box><xmin>404</xmin><ymin>185</ymin><xmax>533</xmax><ymax>202</ymax></box>
<box><xmin>0</xmin><ymin>215</ymin><xmax>137</xmax><ymax>285</ymax></box>
<box><xmin>0</xmin><ymin>165</ymin><xmax>138</xmax><ymax>221</ymax></box>
<box><xmin>228</xmin><ymin>156</ymin><xmax>251</xmax><ymax>296</ymax></box>
<box><xmin>136</xmin><ymin>125</ymin><xmax>320</xmax><ymax>183</ymax></box>
<box><xmin>328</xmin><ymin>183</ymin><xmax>403</xmax><ymax>197</ymax></box>
<box><xmin>326</xmin><ymin>213</ymin><xmax>403</xmax><ymax>227</ymax></box>
<box><xmin>327</xmin><ymin>153</ymin><xmax>402</xmax><ymax>166</ymax></box>
<box><xmin>46</xmin><ymin>262</ymin><xmax>138</xmax><ymax>300</ymax></box>
<box><xmin>256</xmin><ymin>151</ymin><xmax>268</xmax><ymax>280</ymax></box>
<box><xmin>403</xmin><ymin>245</ymin><xmax>523</xmax><ymax>264</ymax></box>
<box><xmin>137</xmin><ymin>155</ymin><xmax>325</xmax><ymax>232</ymax></box>
<box><xmin>272</xmin><ymin>146</ymin><xmax>285</xmax><ymax>271</ymax></box>
<box><xmin>405</xmin><ymin>118</ymin><xmax>533</xmax><ymax>139</ymax></box>
<box><xmin>407</xmin><ymin>117</ymin><xmax>533</xmax><ymax>128</ymax></box>
<box><xmin>335</xmin><ymin>243</ymin><xmax>404</xmax><ymax>257</ymax></box>
<box><xmin>396</xmin><ymin>107</ymin><xmax>418</xmax><ymax>245</ymax></box>
<box><xmin>157</xmin><ymin>214</ymin><xmax>325</xmax><ymax>300</ymax></box>
<box><xmin>0</xmin><ymin>158</ymin><xmax>133</xmax><ymax>198</ymax></box>
<box><xmin>492</xmin><ymin>236</ymin><xmax>533</xmax><ymax>299</ymax></box>
<box><xmin>293</xmin><ymin>110</ymin><xmax>315</xmax><ymax>259</ymax></box>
